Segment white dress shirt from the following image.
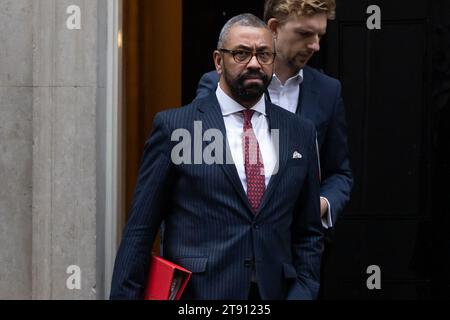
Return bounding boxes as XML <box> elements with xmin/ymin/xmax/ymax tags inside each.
<box><xmin>268</xmin><ymin>69</ymin><xmax>303</xmax><ymax>114</ymax></box>
<box><xmin>268</xmin><ymin>70</ymin><xmax>333</xmax><ymax>229</ymax></box>
<box><xmin>215</xmin><ymin>85</ymin><xmax>277</xmax><ymax>194</ymax></box>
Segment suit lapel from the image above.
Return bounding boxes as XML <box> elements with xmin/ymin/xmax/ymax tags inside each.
<box><xmin>196</xmin><ymin>94</ymin><xmax>253</xmax><ymax>215</ymax></box>
<box><xmin>257</xmin><ymin>101</ymin><xmax>290</xmax><ymax>214</ymax></box>
<box><xmin>256</xmin><ymin>67</ymin><xmax>320</xmax><ymax>214</ymax></box>
<box><xmin>298</xmin><ymin>66</ymin><xmax>320</xmax><ymax>121</ymax></box>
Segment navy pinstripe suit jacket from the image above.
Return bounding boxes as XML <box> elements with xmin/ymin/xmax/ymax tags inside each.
<box><xmin>110</xmin><ymin>93</ymin><xmax>323</xmax><ymax>300</ymax></box>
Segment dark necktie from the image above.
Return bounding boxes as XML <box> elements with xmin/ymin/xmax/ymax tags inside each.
<box><xmin>242</xmin><ymin>109</ymin><xmax>265</xmax><ymax>214</ymax></box>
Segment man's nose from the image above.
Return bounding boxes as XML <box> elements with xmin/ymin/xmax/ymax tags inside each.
<box><xmin>309</xmin><ymin>35</ymin><xmax>321</xmax><ymax>52</ymax></box>
<box><xmin>246</xmin><ymin>54</ymin><xmax>262</xmax><ymax>69</ymax></box>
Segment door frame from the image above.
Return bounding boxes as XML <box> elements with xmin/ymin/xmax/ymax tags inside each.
<box><xmin>103</xmin><ymin>0</ymin><xmax>124</xmax><ymax>299</ymax></box>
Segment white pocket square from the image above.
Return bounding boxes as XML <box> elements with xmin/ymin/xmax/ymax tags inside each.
<box><xmin>292</xmin><ymin>151</ymin><xmax>303</xmax><ymax>159</ymax></box>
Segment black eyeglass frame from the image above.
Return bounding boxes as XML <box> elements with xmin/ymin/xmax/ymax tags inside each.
<box><xmin>218</xmin><ymin>48</ymin><xmax>276</xmax><ymax>65</ymax></box>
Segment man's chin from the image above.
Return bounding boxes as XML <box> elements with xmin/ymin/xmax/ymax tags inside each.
<box><xmin>239</xmin><ymin>88</ymin><xmax>265</xmax><ymax>101</ymax></box>
<box><xmin>290</xmin><ymin>56</ymin><xmax>309</xmax><ymax>70</ymax></box>
<box><xmin>296</xmin><ymin>59</ymin><xmax>307</xmax><ymax>69</ymax></box>
<box><xmin>245</xmin><ymin>84</ymin><xmax>266</xmax><ymax>94</ymax></box>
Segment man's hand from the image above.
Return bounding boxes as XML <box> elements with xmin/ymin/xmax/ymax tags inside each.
<box><xmin>320</xmin><ymin>197</ymin><xmax>328</xmax><ymax>218</ymax></box>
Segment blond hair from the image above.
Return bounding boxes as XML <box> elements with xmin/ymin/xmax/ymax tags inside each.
<box><xmin>264</xmin><ymin>0</ymin><xmax>336</xmax><ymax>24</ymax></box>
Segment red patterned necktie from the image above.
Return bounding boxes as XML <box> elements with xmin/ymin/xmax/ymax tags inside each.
<box><xmin>242</xmin><ymin>109</ymin><xmax>265</xmax><ymax>214</ymax></box>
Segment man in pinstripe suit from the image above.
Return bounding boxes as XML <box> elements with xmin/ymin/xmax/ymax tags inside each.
<box><xmin>110</xmin><ymin>14</ymin><xmax>323</xmax><ymax>300</ymax></box>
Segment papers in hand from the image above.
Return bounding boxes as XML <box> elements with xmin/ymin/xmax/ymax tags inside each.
<box><xmin>144</xmin><ymin>255</ymin><xmax>192</xmax><ymax>300</ymax></box>
<box><xmin>168</xmin><ymin>270</ymin><xmax>185</xmax><ymax>300</ymax></box>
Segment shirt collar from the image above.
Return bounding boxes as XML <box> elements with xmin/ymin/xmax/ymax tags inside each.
<box><xmin>216</xmin><ymin>83</ymin><xmax>267</xmax><ymax>116</ymax></box>
<box><xmin>270</xmin><ymin>69</ymin><xmax>304</xmax><ymax>88</ymax></box>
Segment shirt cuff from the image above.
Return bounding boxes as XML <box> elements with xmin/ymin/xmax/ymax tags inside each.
<box><xmin>321</xmin><ymin>196</ymin><xmax>333</xmax><ymax>229</ymax></box>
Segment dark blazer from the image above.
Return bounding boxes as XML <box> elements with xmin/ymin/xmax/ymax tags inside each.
<box><xmin>110</xmin><ymin>93</ymin><xmax>323</xmax><ymax>300</ymax></box>
<box><xmin>196</xmin><ymin>66</ymin><xmax>353</xmax><ymax>225</ymax></box>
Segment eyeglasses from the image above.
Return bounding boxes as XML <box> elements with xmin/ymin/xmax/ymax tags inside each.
<box><xmin>218</xmin><ymin>48</ymin><xmax>276</xmax><ymax>65</ymax></box>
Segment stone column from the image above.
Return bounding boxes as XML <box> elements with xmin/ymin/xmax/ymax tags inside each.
<box><xmin>0</xmin><ymin>0</ymin><xmax>33</xmax><ymax>300</ymax></box>
<box><xmin>0</xmin><ymin>0</ymin><xmax>111</xmax><ymax>300</ymax></box>
<box><xmin>32</xmin><ymin>0</ymin><xmax>104</xmax><ymax>299</ymax></box>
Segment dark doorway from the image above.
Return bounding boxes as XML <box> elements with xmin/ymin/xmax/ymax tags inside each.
<box><xmin>321</xmin><ymin>0</ymin><xmax>450</xmax><ymax>299</ymax></box>
<box><xmin>122</xmin><ymin>0</ymin><xmax>182</xmax><ymax>253</ymax></box>
<box><xmin>182</xmin><ymin>0</ymin><xmax>264</xmax><ymax>104</ymax></box>
<box><xmin>182</xmin><ymin>0</ymin><xmax>450</xmax><ymax>299</ymax></box>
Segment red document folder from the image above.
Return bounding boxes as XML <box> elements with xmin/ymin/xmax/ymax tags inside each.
<box><xmin>144</xmin><ymin>255</ymin><xmax>192</xmax><ymax>300</ymax></box>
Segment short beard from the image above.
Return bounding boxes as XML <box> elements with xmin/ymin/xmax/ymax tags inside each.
<box><xmin>291</xmin><ymin>52</ymin><xmax>311</xmax><ymax>70</ymax></box>
<box><xmin>224</xmin><ymin>68</ymin><xmax>271</xmax><ymax>103</ymax></box>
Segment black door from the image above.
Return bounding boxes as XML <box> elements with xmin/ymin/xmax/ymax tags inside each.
<box><xmin>182</xmin><ymin>0</ymin><xmax>450</xmax><ymax>299</ymax></box>
<box><xmin>321</xmin><ymin>0</ymin><xmax>450</xmax><ymax>299</ymax></box>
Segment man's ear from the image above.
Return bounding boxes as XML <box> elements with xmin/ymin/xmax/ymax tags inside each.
<box><xmin>267</xmin><ymin>18</ymin><xmax>279</xmax><ymax>39</ymax></box>
<box><xmin>213</xmin><ymin>50</ymin><xmax>223</xmax><ymax>75</ymax></box>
